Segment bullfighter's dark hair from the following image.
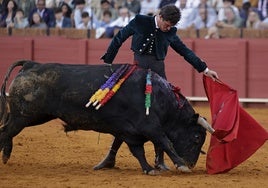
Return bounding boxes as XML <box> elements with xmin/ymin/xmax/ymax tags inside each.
<box><xmin>159</xmin><ymin>4</ymin><xmax>181</xmax><ymax>25</ymax></box>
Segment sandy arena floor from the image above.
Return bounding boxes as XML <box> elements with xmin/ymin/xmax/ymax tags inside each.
<box><xmin>0</xmin><ymin>106</ymin><xmax>267</xmax><ymax>188</ymax></box>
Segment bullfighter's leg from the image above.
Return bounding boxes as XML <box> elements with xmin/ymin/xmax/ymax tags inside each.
<box><xmin>93</xmin><ymin>137</ymin><xmax>123</xmax><ymax>170</ymax></box>
<box><xmin>127</xmin><ymin>144</ymin><xmax>158</xmax><ymax>175</ymax></box>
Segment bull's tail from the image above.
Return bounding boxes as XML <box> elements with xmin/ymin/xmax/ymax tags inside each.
<box><xmin>0</xmin><ymin>60</ymin><xmax>29</xmax><ymax>126</ymax></box>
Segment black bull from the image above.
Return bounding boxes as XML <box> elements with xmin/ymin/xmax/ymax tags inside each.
<box><xmin>0</xmin><ymin>60</ymin><xmax>208</xmax><ymax>174</ymax></box>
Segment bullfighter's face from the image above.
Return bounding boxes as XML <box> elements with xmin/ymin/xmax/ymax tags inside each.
<box><xmin>157</xmin><ymin>15</ymin><xmax>174</xmax><ymax>32</ymax></box>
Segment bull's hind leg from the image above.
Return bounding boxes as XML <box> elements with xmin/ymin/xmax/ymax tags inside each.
<box><xmin>0</xmin><ymin>115</ymin><xmax>54</xmax><ymax>164</ymax></box>
<box><xmin>0</xmin><ymin>117</ymin><xmax>26</xmax><ymax>164</ymax></box>
<box><xmin>127</xmin><ymin>144</ymin><xmax>158</xmax><ymax>175</ymax></box>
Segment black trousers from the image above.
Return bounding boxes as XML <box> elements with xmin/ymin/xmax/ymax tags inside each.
<box><xmin>134</xmin><ymin>53</ymin><xmax>166</xmax><ymax>79</ymax></box>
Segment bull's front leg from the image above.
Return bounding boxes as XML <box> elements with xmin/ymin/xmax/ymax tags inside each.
<box><xmin>127</xmin><ymin>144</ymin><xmax>158</xmax><ymax>175</ymax></box>
<box><xmin>151</xmin><ymin>135</ymin><xmax>192</xmax><ymax>173</ymax></box>
<box><xmin>154</xmin><ymin>146</ymin><xmax>169</xmax><ymax>171</ymax></box>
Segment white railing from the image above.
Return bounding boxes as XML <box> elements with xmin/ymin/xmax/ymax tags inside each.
<box><xmin>187</xmin><ymin>97</ymin><xmax>268</xmax><ymax>103</ymax></box>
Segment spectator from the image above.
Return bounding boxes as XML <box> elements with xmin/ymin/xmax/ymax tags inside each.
<box><xmin>182</xmin><ymin>0</ymin><xmax>200</xmax><ymax>7</ymax></box>
<box><xmin>192</xmin><ymin>4</ymin><xmax>217</xmax><ymax>29</ymax></box>
<box><xmin>249</xmin><ymin>0</ymin><xmax>258</xmax><ymax>8</ymax></box>
<box><xmin>30</xmin><ymin>11</ymin><xmax>47</xmax><ymax>28</ymax></box>
<box><xmin>140</xmin><ymin>0</ymin><xmax>160</xmax><ymax>16</ymax></box>
<box><xmin>13</xmin><ymin>8</ymin><xmax>29</xmax><ymax>28</ymax></box>
<box><xmin>258</xmin><ymin>0</ymin><xmax>268</xmax><ymax>19</ymax></box>
<box><xmin>73</xmin><ymin>0</ymin><xmax>94</xmax><ymax>28</ymax></box>
<box><xmin>216</xmin><ymin>6</ymin><xmax>243</xmax><ymax>28</ymax></box>
<box><xmin>240</xmin><ymin>1</ymin><xmax>252</xmax><ymax>26</ymax></box>
<box><xmin>158</xmin><ymin>0</ymin><xmax>177</xmax><ymax>9</ymax></box>
<box><xmin>95</xmin><ymin>0</ymin><xmax>117</xmax><ymax>21</ymax></box>
<box><xmin>54</xmin><ymin>7</ymin><xmax>72</xmax><ymax>28</ymax></box>
<box><xmin>211</xmin><ymin>0</ymin><xmax>224</xmax><ymax>13</ymax></box>
<box><xmin>246</xmin><ymin>9</ymin><xmax>262</xmax><ymax>28</ymax></box>
<box><xmin>28</xmin><ymin>0</ymin><xmax>55</xmax><ymax>28</ymax></box>
<box><xmin>60</xmin><ymin>2</ymin><xmax>72</xmax><ymax>18</ymax></box>
<box><xmin>95</xmin><ymin>9</ymin><xmax>112</xmax><ymax>38</ymax></box>
<box><xmin>0</xmin><ymin>0</ymin><xmax>10</xmax><ymax>14</ymax></box>
<box><xmin>0</xmin><ymin>0</ymin><xmax>17</xmax><ymax>28</ymax></box>
<box><xmin>259</xmin><ymin>16</ymin><xmax>268</xmax><ymax>28</ymax></box>
<box><xmin>96</xmin><ymin>9</ymin><xmax>112</xmax><ymax>27</ymax></box>
<box><xmin>14</xmin><ymin>0</ymin><xmax>36</xmax><ymax>18</ymax></box>
<box><xmin>240</xmin><ymin>1</ymin><xmax>262</xmax><ymax>27</ymax></box>
<box><xmin>122</xmin><ymin>0</ymin><xmax>141</xmax><ymax>15</ymax></box>
<box><xmin>205</xmin><ymin>25</ymin><xmax>221</xmax><ymax>38</ymax></box>
<box><xmin>58</xmin><ymin>0</ymin><xmax>75</xmax><ymax>10</ymax></box>
<box><xmin>105</xmin><ymin>6</ymin><xmax>133</xmax><ymax>37</ymax></box>
<box><xmin>45</xmin><ymin>0</ymin><xmax>57</xmax><ymax>8</ymax></box>
<box><xmin>76</xmin><ymin>11</ymin><xmax>96</xmax><ymax>29</ymax></box>
<box><xmin>175</xmin><ymin>0</ymin><xmax>196</xmax><ymax>29</ymax></box>
<box><xmin>217</xmin><ymin>0</ymin><xmax>240</xmax><ymax>21</ymax></box>
<box><xmin>0</xmin><ymin>1</ymin><xmax>4</xmax><ymax>15</ymax></box>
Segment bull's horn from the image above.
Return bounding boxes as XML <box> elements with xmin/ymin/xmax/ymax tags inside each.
<box><xmin>197</xmin><ymin>116</ymin><xmax>215</xmax><ymax>134</ymax></box>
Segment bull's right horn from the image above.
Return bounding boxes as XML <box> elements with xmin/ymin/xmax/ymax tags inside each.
<box><xmin>197</xmin><ymin>116</ymin><xmax>215</xmax><ymax>134</ymax></box>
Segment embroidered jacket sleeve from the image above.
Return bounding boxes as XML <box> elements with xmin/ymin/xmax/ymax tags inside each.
<box><xmin>101</xmin><ymin>18</ymin><xmax>136</xmax><ymax>64</ymax></box>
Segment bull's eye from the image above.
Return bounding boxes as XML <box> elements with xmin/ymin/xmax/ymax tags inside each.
<box><xmin>194</xmin><ymin>134</ymin><xmax>200</xmax><ymax>144</ymax></box>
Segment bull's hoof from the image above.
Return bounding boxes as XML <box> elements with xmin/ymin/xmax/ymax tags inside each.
<box><xmin>93</xmin><ymin>159</ymin><xmax>115</xmax><ymax>170</ymax></box>
<box><xmin>176</xmin><ymin>165</ymin><xmax>192</xmax><ymax>173</ymax></box>
<box><xmin>144</xmin><ymin>169</ymin><xmax>161</xmax><ymax>176</ymax></box>
<box><xmin>2</xmin><ymin>155</ymin><xmax>9</xmax><ymax>164</ymax></box>
<box><xmin>155</xmin><ymin>163</ymin><xmax>170</xmax><ymax>171</ymax></box>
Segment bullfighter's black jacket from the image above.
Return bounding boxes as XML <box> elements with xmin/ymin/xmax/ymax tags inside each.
<box><xmin>101</xmin><ymin>14</ymin><xmax>207</xmax><ymax>73</ymax></box>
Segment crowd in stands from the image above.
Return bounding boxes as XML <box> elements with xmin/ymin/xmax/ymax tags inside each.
<box><xmin>0</xmin><ymin>0</ymin><xmax>268</xmax><ymax>38</ymax></box>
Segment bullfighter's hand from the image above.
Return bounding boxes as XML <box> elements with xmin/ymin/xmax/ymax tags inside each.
<box><xmin>204</xmin><ymin>68</ymin><xmax>219</xmax><ymax>81</ymax></box>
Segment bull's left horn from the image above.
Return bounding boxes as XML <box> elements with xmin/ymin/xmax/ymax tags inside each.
<box><xmin>197</xmin><ymin>116</ymin><xmax>215</xmax><ymax>134</ymax></box>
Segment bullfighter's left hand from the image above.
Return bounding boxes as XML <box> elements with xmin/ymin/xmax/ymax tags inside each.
<box><xmin>203</xmin><ymin>68</ymin><xmax>219</xmax><ymax>81</ymax></box>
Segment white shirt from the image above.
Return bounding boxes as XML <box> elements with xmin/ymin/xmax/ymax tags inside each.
<box><xmin>140</xmin><ymin>0</ymin><xmax>160</xmax><ymax>15</ymax></box>
<box><xmin>37</xmin><ymin>9</ymin><xmax>45</xmax><ymax>18</ymax></box>
<box><xmin>175</xmin><ymin>1</ymin><xmax>196</xmax><ymax>29</ymax></box>
<box><xmin>217</xmin><ymin>5</ymin><xmax>240</xmax><ymax>21</ymax></box>
<box><xmin>108</xmin><ymin>16</ymin><xmax>134</xmax><ymax>27</ymax></box>
<box><xmin>74</xmin><ymin>6</ymin><xmax>92</xmax><ymax>28</ymax></box>
<box><xmin>175</xmin><ymin>0</ymin><xmax>200</xmax><ymax>8</ymax></box>
<box><xmin>56</xmin><ymin>17</ymin><xmax>64</xmax><ymax>28</ymax></box>
<box><xmin>77</xmin><ymin>21</ymin><xmax>96</xmax><ymax>29</ymax></box>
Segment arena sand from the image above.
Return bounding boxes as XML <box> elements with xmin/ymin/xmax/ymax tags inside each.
<box><xmin>0</xmin><ymin>106</ymin><xmax>267</xmax><ymax>188</ymax></box>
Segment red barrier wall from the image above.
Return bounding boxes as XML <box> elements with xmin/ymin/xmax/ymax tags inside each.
<box><xmin>193</xmin><ymin>39</ymin><xmax>247</xmax><ymax>97</ymax></box>
<box><xmin>164</xmin><ymin>40</ymin><xmax>194</xmax><ymax>95</ymax></box>
<box><xmin>0</xmin><ymin>36</ymin><xmax>268</xmax><ymax>99</ymax></box>
<box><xmin>247</xmin><ymin>39</ymin><xmax>268</xmax><ymax>98</ymax></box>
<box><xmin>33</xmin><ymin>37</ymin><xmax>88</xmax><ymax>64</ymax></box>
